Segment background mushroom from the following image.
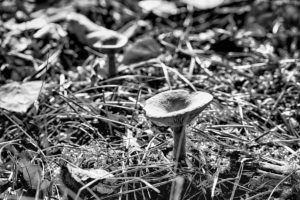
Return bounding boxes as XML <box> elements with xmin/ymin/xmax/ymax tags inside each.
<box><xmin>144</xmin><ymin>89</ymin><xmax>213</xmax><ymax>164</ymax></box>
<box><xmin>93</xmin><ymin>33</ymin><xmax>128</xmax><ymax>77</ymax></box>
<box><xmin>67</xmin><ymin>12</ymin><xmax>128</xmax><ymax>77</ymax></box>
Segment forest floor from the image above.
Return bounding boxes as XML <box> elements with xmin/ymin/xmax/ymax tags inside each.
<box><xmin>0</xmin><ymin>0</ymin><xmax>300</xmax><ymax>199</ymax></box>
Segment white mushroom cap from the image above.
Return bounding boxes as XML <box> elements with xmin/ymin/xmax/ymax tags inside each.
<box><xmin>144</xmin><ymin>90</ymin><xmax>213</xmax><ymax>127</ymax></box>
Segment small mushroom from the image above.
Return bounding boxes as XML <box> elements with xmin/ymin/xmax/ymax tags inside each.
<box><xmin>67</xmin><ymin>12</ymin><xmax>128</xmax><ymax>77</ymax></box>
<box><xmin>93</xmin><ymin>33</ymin><xmax>128</xmax><ymax>77</ymax></box>
<box><xmin>144</xmin><ymin>89</ymin><xmax>213</xmax><ymax>164</ymax></box>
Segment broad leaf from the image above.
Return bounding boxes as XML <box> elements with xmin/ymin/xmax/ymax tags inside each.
<box><xmin>123</xmin><ymin>129</ymin><xmax>141</xmax><ymax>152</ymax></box>
<box><xmin>65</xmin><ymin>164</ymin><xmax>116</xmax><ymax>194</ymax></box>
<box><xmin>67</xmin><ymin>12</ymin><xmax>127</xmax><ymax>48</ymax></box>
<box><xmin>138</xmin><ymin>0</ymin><xmax>178</xmax><ymax>17</ymax></box>
<box><xmin>17</xmin><ymin>157</ymin><xmax>42</xmax><ymax>190</ymax></box>
<box><xmin>67</xmin><ymin>164</ymin><xmax>114</xmax><ymax>182</ymax></box>
<box><xmin>0</xmin><ymin>81</ymin><xmax>43</xmax><ymax>113</ymax></box>
<box><xmin>181</xmin><ymin>0</ymin><xmax>224</xmax><ymax>10</ymax></box>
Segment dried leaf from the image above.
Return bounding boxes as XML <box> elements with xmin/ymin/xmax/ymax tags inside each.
<box><xmin>0</xmin><ymin>81</ymin><xmax>43</xmax><ymax>113</ymax></box>
<box><xmin>123</xmin><ymin>129</ymin><xmax>141</xmax><ymax>151</ymax></box>
<box><xmin>17</xmin><ymin>157</ymin><xmax>42</xmax><ymax>190</ymax></box>
<box><xmin>33</xmin><ymin>23</ymin><xmax>67</xmax><ymax>40</ymax></box>
<box><xmin>6</xmin><ymin>18</ymin><xmax>48</xmax><ymax>31</ymax></box>
<box><xmin>67</xmin><ymin>164</ymin><xmax>114</xmax><ymax>182</ymax></box>
<box><xmin>122</xmin><ymin>37</ymin><xmax>161</xmax><ymax>65</ymax></box>
<box><xmin>92</xmin><ymin>182</ymin><xmax>115</xmax><ymax>194</ymax></box>
<box><xmin>63</xmin><ymin>164</ymin><xmax>116</xmax><ymax>195</ymax></box>
<box><xmin>138</xmin><ymin>0</ymin><xmax>178</xmax><ymax>17</ymax></box>
<box><xmin>67</xmin><ymin>12</ymin><xmax>127</xmax><ymax>48</ymax></box>
<box><xmin>181</xmin><ymin>0</ymin><xmax>224</xmax><ymax>10</ymax></box>
<box><xmin>40</xmin><ymin>179</ymin><xmax>52</xmax><ymax>196</ymax></box>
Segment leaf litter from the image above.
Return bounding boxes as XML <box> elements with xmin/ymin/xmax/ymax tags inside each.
<box><xmin>0</xmin><ymin>0</ymin><xmax>300</xmax><ymax>200</ymax></box>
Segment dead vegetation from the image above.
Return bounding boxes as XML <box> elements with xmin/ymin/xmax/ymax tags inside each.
<box><xmin>0</xmin><ymin>0</ymin><xmax>300</xmax><ymax>199</ymax></box>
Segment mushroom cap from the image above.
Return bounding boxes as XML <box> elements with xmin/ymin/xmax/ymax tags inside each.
<box><xmin>144</xmin><ymin>90</ymin><xmax>213</xmax><ymax>127</ymax></box>
<box><xmin>92</xmin><ymin>31</ymin><xmax>128</xmax><ymax>54</ymax></box>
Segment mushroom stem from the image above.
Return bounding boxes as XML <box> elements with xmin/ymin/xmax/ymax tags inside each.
<box><xmin>107</xmin><ymin>53</ymin><xmax>116</xmax><ymax>77</ymax></box>
<box><xmin>172</xmin><ymin>125</ymin><xmax>186</xmax><ymax>162</ymax></box>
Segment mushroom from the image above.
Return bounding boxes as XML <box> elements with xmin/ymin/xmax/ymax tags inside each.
<box><xmin>67</xmin><ymin>12</ymin><xmax>128</xmax><ymax>77</ymax></box>
<box><xmin>144</xmin><ymin>89</ymin><xmax>213</xmax><ymax>164</ymax></box>
<box><xmin>93</xmin><ymin>32</ymin><xmax>128</xmax><ymax>77</ymax></box>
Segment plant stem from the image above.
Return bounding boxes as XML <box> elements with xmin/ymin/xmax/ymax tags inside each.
<box><xmin>108</xmin><ymin>53</ymin><xmax>116</xmax><ymax>77</ymax></box>
<box><xmin>172</xmin><ymin>125</ymin><xmax>186</xmax><ymax>162</ymax></box>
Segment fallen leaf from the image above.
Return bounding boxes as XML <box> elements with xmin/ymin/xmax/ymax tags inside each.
<box><xmin>6</xmin><ymin>18</ymin><xmax>48</xmax><ymax>31</ymax></box>
<box><xmin>92</xmin><ymin>182</ymin><xmax>116</xmax><ymax>194</ymax></box>
<box><xmin>5</xmin><ymin>11</ymin><xmax>69</xmax><ymax>32</ymax></box>
<box><xmin>0</xmin><ymin>81</ymin><xmax>43</xmax><ymax>113</ymax></box>
<box><xmin>17</xmin><ymin>157</ymin><xmax>42</xmax><ymax>189</ymax></box>
<box><xmin>67</xmin><ymin>164</ymin><xmax>114</xmax><ymax>182</ymax></box>
<box><xmin>122</xmin><ymin>37</ymin><xmax>161</xmax><ymax>65</ymax></box>
<box><xmin>33</xmin><ymin>23</ymin><xmax>67</xmax><ymax>40</ymax></box>
<box><xmin>67</xmin><ymin>12</ymin><xmax>127</xmax><ymax>48</ymax></box>
<box><xmin>138</xmin><ymin>0</ymin><xmax>178</xmax><ymax>17</ymax></box>
<box><xmin>61</xmin><ymin>164</ymin><xmax>116</xmax><ymax>195</ymax></box>
<box><xmin>181</xmin><ymin>0</ymin><xmax>224</xmax><ymax>10</ymax></box>
<box><xmin>123</xmin><ymin>129</ymin><xmax>141</xmax><ymax>151</ymax></box>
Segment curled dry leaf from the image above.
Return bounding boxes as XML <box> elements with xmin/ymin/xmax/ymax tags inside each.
<box><xmin>0</xmin><ymin>81</ymin><xmax>43</xmax><ymax>113</ymax></box>
<box><xmin>66</xmin><ymin>164</ymin><xmax>114</xmax><ymax>182</ymax></box>
<box><xmin>4</xmin><ymin>11</ymin><xmax>68</xmax><ymax>32</ymax></box>
<box><xmin>33</xmin><ymin>23</ymin><xmax>67</xmax><ymax>40</ymax></box>
<box><xmin>92</xmin><ymin>182</ymin><xmax>116</xmax><ymax>195</ymax></box>
<box><xmin>123</xmin><ymin>129</ymin><xmax>142</xmax><ymax>152</ymax></box>
<box><xmin>17</xmin><ymin>156</ymin><xmax>51</xmax><ymax>193</ymax></box>
<box><xmin>181</xmin><ymin>0</ymin><xmax>224</xmax><ymax>10</ymax></box>
<box><xmin>5</xmin><ymin>18</ymin><xmax>48</xmax><ymax>31</ymax></box>
<box><xmin>138</xmin><ymin>0</ymin><xmax>179</xmax><ymax>17</ymax></box>
<box><xmin>60</xmin><ymin>163</ymin><xmax>116</xmax><ymax>196</ymax></box>
<box><xmin>67</xmin><ymin>12</ymin><xmax>125</xmax><ymax>48</ymax></box>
